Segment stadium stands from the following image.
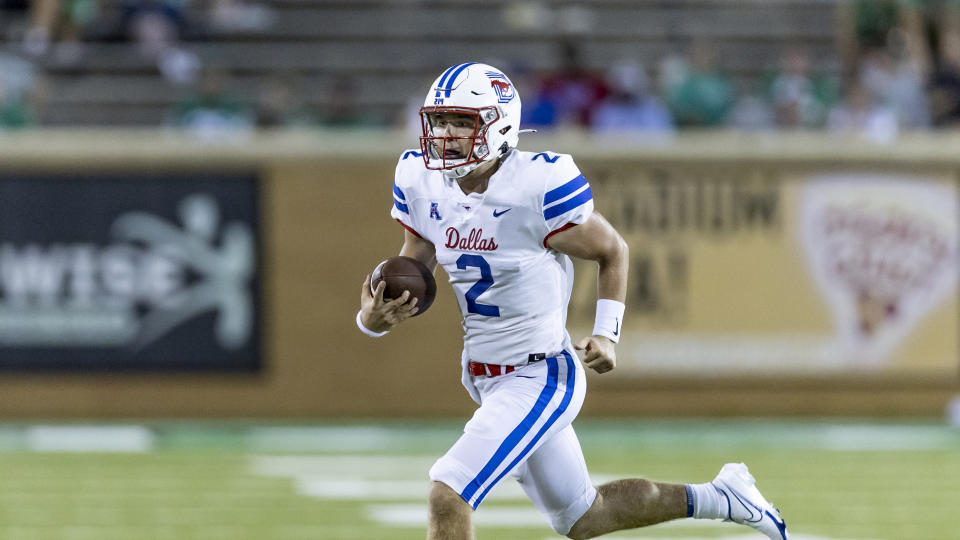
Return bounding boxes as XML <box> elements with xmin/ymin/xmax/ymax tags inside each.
<box><xmin>0</xmin><ymin>0</ymin><xmax>838</xmax><ymax>126</ymax></box>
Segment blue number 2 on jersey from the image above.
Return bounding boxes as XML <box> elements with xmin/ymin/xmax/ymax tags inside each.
<box><xmin>456</xmin><ymin>254</ymin><xmax>500</xmax><ymax>316</ymax></box>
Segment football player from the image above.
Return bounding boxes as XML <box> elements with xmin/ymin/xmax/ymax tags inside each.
<box><xmin>358</xmin><ymin>62</ymin><xmax>788</xmax><ymax>540</ymax></box>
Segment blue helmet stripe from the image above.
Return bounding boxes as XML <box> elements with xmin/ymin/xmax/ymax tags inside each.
<box><xmin>443</xmin><ymin>62</ymin><xmax>478</xmax><ymax>97</ymax></box>
<box><xmin>434</xmin><ymin>64</ymin><xmax>462</xmax><ymax>98</ymax></box>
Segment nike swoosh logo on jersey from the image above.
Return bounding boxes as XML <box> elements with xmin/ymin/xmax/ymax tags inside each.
<box><xmin>493</xmin><ymin>208</ymin><xmax>511</xmax><ymax>217</ymax></box>
<box><xmin>613</xmin><ymin>319</ymin><xmax>619</xmax><ymax>336</ymax></box>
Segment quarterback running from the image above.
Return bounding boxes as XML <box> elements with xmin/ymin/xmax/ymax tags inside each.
<box><xmin>357</xmin><ymin>62</ymin><xmax>788</xmax><ymax>540</ymax></box>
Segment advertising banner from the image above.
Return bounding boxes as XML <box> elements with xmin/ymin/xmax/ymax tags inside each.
<box><xmin>0</xmin><ymin>172</ymin><xmax>261</xmax><ymax>371</ymax></box>
<box><xmin>568</xmin><ymin>164</ymin><xmax>959</xmax><ymax>378</ymax></box>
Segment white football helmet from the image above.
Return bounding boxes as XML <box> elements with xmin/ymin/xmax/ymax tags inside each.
<box><xmin>419</xmin><ymin>62</ymin><xmax>522</xmax><ymax>179</ymax></box>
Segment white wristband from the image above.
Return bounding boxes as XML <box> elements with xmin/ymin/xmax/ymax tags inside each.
<box><xmin>592</xmin><ymin>299</ymin><xmax>625</xmax><ymax>343</ymax></box>
<box><xmin>356</xmin><ymin>310</ymin><xmax>390</xmax><ymax>338</ymax></box>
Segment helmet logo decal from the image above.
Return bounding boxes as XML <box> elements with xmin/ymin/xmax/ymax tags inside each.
<box><xmin>485</xmin><ymin>71</ymin><xmax>515</xmax><ymax>104</ymax></box>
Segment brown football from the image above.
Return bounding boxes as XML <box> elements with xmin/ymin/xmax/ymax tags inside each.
<box><xmin>371</xmin><ymin>256</ymin><xmax>437</xmax><ymax>316</ymax></box>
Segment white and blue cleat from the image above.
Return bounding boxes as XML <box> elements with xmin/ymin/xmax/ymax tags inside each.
<box><xmin>712</xmin><ymin>462</ymin><xmax>789</xmax><ymax>540</ymax></box>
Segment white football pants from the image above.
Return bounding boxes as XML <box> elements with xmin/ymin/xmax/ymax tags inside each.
<box><xmin>429</xmin><ymin>350</ymin><xmax>596</xmax><ymax>534</ymax></box>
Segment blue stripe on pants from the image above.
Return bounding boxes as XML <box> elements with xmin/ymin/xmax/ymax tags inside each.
<box><xmin>459</xmin><ymin>356</ymin><xmax>560</xmax><ymax>504</ymax></box>
<box><xmin>471</xmin><ymin>351</ymin><xmax>577</xmax><ymax>508</ymax></box>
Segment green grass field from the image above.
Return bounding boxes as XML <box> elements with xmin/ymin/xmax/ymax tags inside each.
<box><xmin>0</xmin><ymin>420</ymin><xmax>956</xmax><ymax>540</ymax></box>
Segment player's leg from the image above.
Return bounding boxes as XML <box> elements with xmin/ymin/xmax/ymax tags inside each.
<box><xmin>518</xmin><ymin>426</ymin><xmax>787</xmax><ymax>540</ymax></box>
<box><xmin>428</xmin><ymin>352</ymin><xmax>584</xmax><ymax>538</ymax></box>
<box><xmin>566</xmin><ymin>477</ymin><xmax>687</xmax><ymax>539</ymax></box>
<box><xmin>515</xmin><ymin>425</ymin><xmax>686</xmax><ymax>539</ymax></box>
<box><xmin>568</xmin><ymin>464</ymin><xmax>788</xmax><ymax>540</ymax></box>
<box><xmin>512</xmin><ymin>426</ymin><xmax>596</xmax><ymax>535</ymax></box>
<box><xmin>426</xmin><ymin>481</ymin><xmax>473</xmax><ymax>540</ymax></box>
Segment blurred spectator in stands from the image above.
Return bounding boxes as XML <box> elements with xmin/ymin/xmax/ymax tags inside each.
<box><xmin>836</xmin><ymin>0</ymin><xmax>960</xmax><ymax>129</ymax></box>
<box><xmin>0</xmin><ymin>51</ymin><xmax>49</xmax><ymax>124</ymax></box>
<box><xmin>168</xmin><ymin>68</ymin><xmax>253</xmax><ymax>139</ymax></box>
<box><xmin>929</xmin><ymin>68</ymin><xmax>960</xmax><ymax>127</ymax></box>
<box><xmin>837</xmin><ymin>0</ymin><xmax>903</xmax><ymax>77</ymax></box>
<box><xmin>523</xmin><ymin>40</ymin><xmax>608</xmax><ymax>129</ymax></box>
<box><xmin>21</xmin><ymin>0</ymin><xmax>99</xmax><ymax>63</ymax></box>
<box><xmin>927</xmin><ymin>2</ymin><xmax>960</xmax><ymax>127</ymax></box>
<box><xmin>591</xmin><ymin>60</ymin><xmax>672</xmax><ymax>133</ymax></box>
<box><xmin>767</xmin><ymin>47</ymin><xmax>834</xmax><ymax>128</ymax></box>
<box><xmin>0</xmin><ymin>53</ymin><xmax>37</xmax><ymax>98</ymax></box>
<box><xmin>656</xmin><ymin>50</ymin><xmax>688</xmax><ymax>97</ymax></box>
<box><xmin>120</xmin><ymin>0</ymin><xmax>200</xmax><ymax>85</ymax></box>
<box><xmin>0</xmin><ymin>77</ymin><xmax>37</xmax><ymax>130</ymax></box>
<box><xmin>935</xmin><ymin>1</ymin><xmax>960</xmax><ymax>71</ymax></box>
<box><xmin>727</xmin><ymin>80</ymin><xmax>776</xmax><ymax>131</ymax></box>
<box><xmin>208</xmin><ymin>0</ymin><xmax>274</xmax><ymax>33</ymax></box>
<box><xmin>859</xmin><ymin>29</ymin><xmax>930</xmax><ymax>129</ymax></box>
<box><xmin>665</xmin><ymin>41</ymin><xmax>735</xmax><ymax>127</ymax></box>
<box><xmin>827</xmin><ymin>80</ymin><xmax>898</xmax><ymax>142</ymax></box>
<box><xmin>318</xmin><ymin>76</ymin><xmax>382</xmax><ymax>128</ymax></box>
<box><xmin>255</xmin><ymin>75</ymin><xmax>316</xmax><ymax>128</ymax></box>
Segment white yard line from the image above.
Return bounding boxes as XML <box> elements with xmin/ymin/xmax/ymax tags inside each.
<box><xmin>250</xmin><ymin>454</ymin><xmax>437</xmax><ymax>478</ymax></box>
<box><xmin>25</xmin><ymin>425</ymin><xmax>154</xmax><ymax>453</ymax></box>
<box><xmin>292</xmin><ymin>474</ymin><xmax>619</xmax><ymax>500</ymax></box>
<box><xmin>297</xmin><ymin>479</ymin><xmax>433</xmax><ymax>499</ymax></box>
<box><xmin>819</xmin><ymin>425</ymin><xmax>958</xmax><ymax>451</ymax></box>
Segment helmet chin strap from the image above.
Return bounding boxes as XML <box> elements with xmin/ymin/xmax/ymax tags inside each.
<box><xmin>442</xmin><ymin>160</ymin><xmax>485</xmax><ymax>180</ymax></box>
<box><xmin>441</xmin><ymin>145</ymin><xmax>491</xmax><ymax>180</ymax></box>
<box><xmin>444</xmin><ymin>151</ymin><xmax>508</xmax><ymax>183</ymax></box>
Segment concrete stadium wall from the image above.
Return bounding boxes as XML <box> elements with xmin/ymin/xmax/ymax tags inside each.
<box><xmin>0</xmin><ymin>130</ymin><xmax>957</xmax><ymax>418</ymax></box>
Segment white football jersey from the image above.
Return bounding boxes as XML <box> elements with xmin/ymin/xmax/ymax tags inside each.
<box><xmin>390</xmin><ymin>148</ymin><xmax>594</xmax><ymax>365</ymax></box>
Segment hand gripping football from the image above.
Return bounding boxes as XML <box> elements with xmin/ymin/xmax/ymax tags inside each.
<box><xmin>371</xmin><ymin>256</ymin><xmax>437</xmax><ymax>316</ymax></box>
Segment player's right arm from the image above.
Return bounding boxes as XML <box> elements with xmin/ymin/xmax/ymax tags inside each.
<box><xmin>398</xmin><ymin>229</ymin><xmax>438</xmax><ymax>273</ymax></box>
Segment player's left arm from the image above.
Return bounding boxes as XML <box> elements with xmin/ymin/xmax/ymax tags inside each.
<box><xmin>546</xmin><ymin>211</ymin><xmax>629</xmax><ymax>374</ymax></box>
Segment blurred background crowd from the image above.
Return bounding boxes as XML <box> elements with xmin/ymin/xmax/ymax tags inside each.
<box><xmin>1</xmin><ymin>0</ymin><xmax>959</xmax><ymax>141</ymax></box>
